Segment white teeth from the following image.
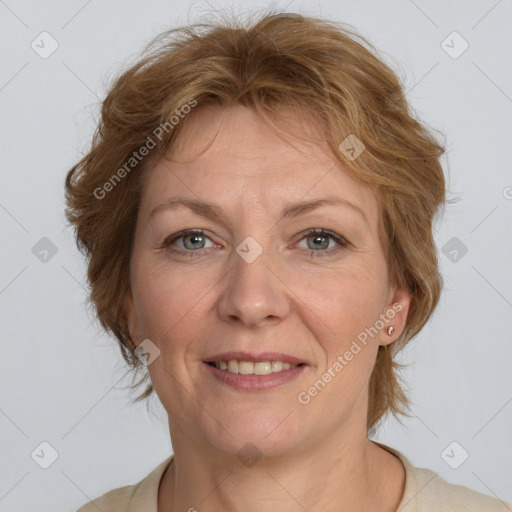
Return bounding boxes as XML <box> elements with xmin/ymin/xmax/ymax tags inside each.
<box><xmin>212</xmin><ymin>360</ymin><xmax>299</xmax><ymax>375</ymax></box>
<box><xmin>239</xmin><ymin>361</ymin><xmax>254</xmax><ymax>375</ymax></box>
<box><xmin>271</xmin><ymin>361</ymin><xmax>283</xmax><ymax>372</ymax></box>
<box><xmin>254</xmin><ymin>361</ymin><xmax>271</xmax><ymax>375</ymax></box>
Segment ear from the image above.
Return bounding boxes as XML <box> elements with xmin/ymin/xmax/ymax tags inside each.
<box><xmin>379</xmin><ymin>285</ymin><xmax>411</xmax><ymax>347</ymax></box>
<box><xmin>123</xmin><ymin>288</ymin><xmax>141</xmax><ymax>348</ymax></box>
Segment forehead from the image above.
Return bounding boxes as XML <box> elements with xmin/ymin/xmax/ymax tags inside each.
<box><xmin>141</xmin><ymin>104</ymin><xmax>378</xmax><ymax>226</ymax></box>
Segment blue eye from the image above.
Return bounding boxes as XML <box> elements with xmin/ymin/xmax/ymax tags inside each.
<box><xmin>298</xmin><ymin>228</ymin><xmax>349</xmax><ymax>257</ymax></box>
<box><xmin>163</xmin><ymin>229</ymin><xmax>213</xmax><ymax>256</ymax></box>
<box><xmin>162</xmin><ymin>228</ymin><xmax>349</xmax><ymax>258</ymax></box>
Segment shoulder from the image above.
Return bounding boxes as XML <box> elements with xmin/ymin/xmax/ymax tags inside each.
<box><xmin>373</xmin><ymin>442</ymin><xmax>511</xmax><ymax>512</ymax></box>
<box><xmin>410</xmin><ymin>465</ymin><xmax>510</xmax><ymax>512</ymax></box>
<box><xmin>76</xmin><ymin>484</ymin><xmax>135</xmax><ymax>512</ymax></box>
<box><xmin>76</xmin><ymin>455</ymin><xmax>174</xmax><ymax>512</ymax></box>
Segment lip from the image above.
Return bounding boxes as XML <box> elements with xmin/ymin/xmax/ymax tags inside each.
<box><xmin>203</xmin><ymin>361</ymin><xmax>307</xmax><ymax>391</ymax></box>
<box><xmin>204</xmin><ymin>351</ymin><xmax>306</xmax><ymax>365</ymax></box>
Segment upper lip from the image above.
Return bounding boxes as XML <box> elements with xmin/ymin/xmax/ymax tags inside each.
<box><xmin>204</xmin><ymin>351</ymin><xmax>306</xmax><ymax>365</ymax></box>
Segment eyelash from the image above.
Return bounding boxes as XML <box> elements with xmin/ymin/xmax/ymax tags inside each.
<box><xmin>161</xmin><ymin>228</ymin><xmax>349</xmax><ymax>258</ymax></box>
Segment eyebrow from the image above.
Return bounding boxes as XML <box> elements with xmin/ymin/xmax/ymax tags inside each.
<box><xmin>149</xmin><ymin>196</ymin><xmax>368</xmax><ymax>226</ymax></box>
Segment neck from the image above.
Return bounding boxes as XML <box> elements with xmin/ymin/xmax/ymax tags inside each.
<box><xmin>158</xmin><ymin>424</ymin><xmax>405</xmax><ymax>512</ymax></box>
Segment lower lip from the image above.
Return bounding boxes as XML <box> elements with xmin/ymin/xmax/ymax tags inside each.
<box><xmin>203</xmin><ymin>362</ymin><xmax>307</xmax><ymax>391</ymax></box>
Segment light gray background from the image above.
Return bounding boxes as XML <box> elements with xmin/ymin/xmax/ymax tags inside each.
<box><xmin>1</xmin><ymin>1</ymin><xmax>511</xmax><ymax>511</ymax></box>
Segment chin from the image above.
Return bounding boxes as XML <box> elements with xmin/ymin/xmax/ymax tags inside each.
<box><xmin>201</xmin><ymin>412</ymin><xmax>306</xmax><ymax>461</ymax></box>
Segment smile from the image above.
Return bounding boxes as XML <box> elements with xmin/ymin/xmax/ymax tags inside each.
<box><xmin>207</xmin><ymin>360</ymin><xmax>302</xmax><ymax>375</ymax></box>
<box><xmin>203</xmin><ymin>361</ymin><xmax>307</xmax><ymax>391</ymax></box>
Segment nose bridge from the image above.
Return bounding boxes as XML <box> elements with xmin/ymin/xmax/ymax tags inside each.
<box><xmin>217</xmin><ymin>231</ymin><xmax>290</xmax><ymax>327</ymax></box>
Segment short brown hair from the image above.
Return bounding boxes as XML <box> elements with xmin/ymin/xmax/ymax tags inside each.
<box><xmin>64</xmin><ymin>9</ymin><xmax>449</xmax><ymax>433</ymax></box>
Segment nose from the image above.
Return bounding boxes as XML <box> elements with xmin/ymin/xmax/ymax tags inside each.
<box><xmin>216</xmin><ymin>240</ymin><xmax>292</xmax><ymax>329</ymax></box>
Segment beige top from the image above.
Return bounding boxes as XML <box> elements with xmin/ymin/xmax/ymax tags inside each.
<box><xmin>76</xmin><ymin>443</ymin><xmax>510</xmax><ymax>511</ymax></box>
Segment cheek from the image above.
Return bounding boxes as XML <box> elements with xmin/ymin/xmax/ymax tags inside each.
<box><xmin>132</xmin><ymin>262</ymin><xmax>206</xmax><ymax>401</ymax></box>
<box><xmin>132</xmin><ymin>256</ymin><xmax>205</xmax><ymax>339</ymax></box>
<box><xmin>302</xmin><ymin>265</ymin><xmax>386</xmax><ymax>342</ymax></box>
<box><xmin>298</xmin><ymin>266</ymin><xmax>384</xmax><ymax>390</ymax></box>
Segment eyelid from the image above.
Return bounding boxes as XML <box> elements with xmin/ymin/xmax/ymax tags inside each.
<box><xmin>162</xmin><ymin>228</ymin><xmax>349</xmax><ymax>256</ymax></box>
<box><xmin>162</xmin><ymin>229</ymin><xmax>215</xmax><ymax>249</ymax></box>
<box><xmin>296</xmin><ymin>228</ymin><xmax>349</xmax><ymax>245</ymax></box>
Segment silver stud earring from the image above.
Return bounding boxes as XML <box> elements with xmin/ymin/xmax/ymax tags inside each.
<box><xmin>386</xmin><ymin>326</ymin><xmax>395</xmax><ymax>336</ymax></box>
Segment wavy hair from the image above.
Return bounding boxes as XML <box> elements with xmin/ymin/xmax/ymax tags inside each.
<box><xmin>64</xmin><ymin>9</ymin><xmax>450</xmax><ymax>433</ymax></box>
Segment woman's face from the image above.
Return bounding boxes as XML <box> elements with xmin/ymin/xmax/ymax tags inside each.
<box><xmin>124</xmin><ymin>105</ymin><xmax>410</xmax><ymax>457</ymax></box>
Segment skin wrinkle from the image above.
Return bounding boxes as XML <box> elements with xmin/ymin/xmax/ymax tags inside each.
<box><xmin>123</xmin><ymin>104</ymin><xmax>411</xmax><ymax>512</ymax></box>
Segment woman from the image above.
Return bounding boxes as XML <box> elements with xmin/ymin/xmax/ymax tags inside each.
<box><xmin>65</xmin><ymin>10</ymin><xmax>509</xmax><ymax>512</ymax></box>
